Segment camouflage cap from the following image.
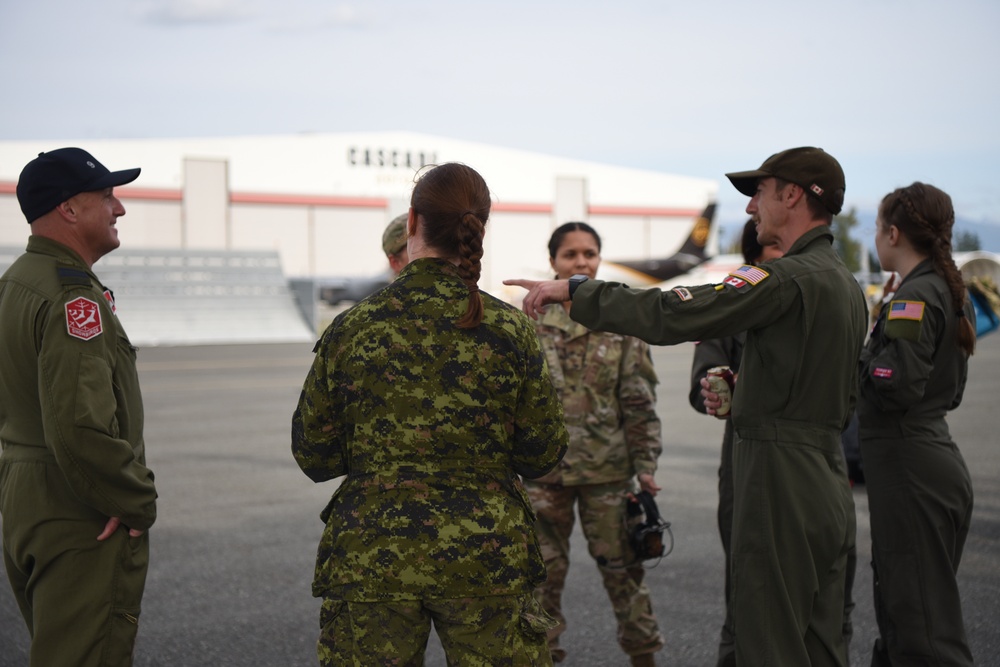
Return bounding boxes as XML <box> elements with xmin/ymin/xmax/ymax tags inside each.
<box><xmin>381</xmin><ymin>214</ymin><xmax>408</xmax><ymax>256</ymax></box>
<box><xmin>726</xmin><ymin>147</ymin><xmax>845</xmax><ymax>215</ymax></box>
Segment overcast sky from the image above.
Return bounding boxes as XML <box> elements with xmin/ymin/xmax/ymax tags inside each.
<box><xmin>2</xmin><ymin>0</ymin><xmax>998</xmax><ymax>238</ymax></box>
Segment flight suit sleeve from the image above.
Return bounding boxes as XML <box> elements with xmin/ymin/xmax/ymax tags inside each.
<box><xmin>37</xmin><ymin>293</ymin><xmax>157</xmax><ymax>531</ymax></box>
<box><xmin>291</xmin><ymin>328</ymin><xmax>349</xmax><ymax>483</ymax></box>
<box><xmin>859</xmin><ymin>296</ymin><xmax>941</xmax><ymax>412</ymax></box>
<box><xmin>618</xmin><ymin>337</ymin><xmax>661</xmax><ymax>478</ymax></box>
<box><xmin>510</xmin><ymin>325</ymin><xmax>568</xmax><ymax>479</ymax></box>
<box><xmin>570</xmin><ymin>275</ymin><xmax>783</xmax><ymax>347</ymax></box>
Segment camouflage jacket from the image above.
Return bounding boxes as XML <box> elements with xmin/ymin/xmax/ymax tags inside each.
<box><xmin>532</xmin><ymin>303</ymin><xmax>661</xmax><ymax>486</ymax></box>
<box><xmin>292</xmin><ymin>258</ymin><xmax>568</xmax><ymax>601</ymax></box>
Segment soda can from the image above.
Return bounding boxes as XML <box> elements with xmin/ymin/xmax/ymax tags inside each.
<box><xmin>706</xmin><ymin>366</ymin><xmax>735</xmax><ymax>417</ymax></box>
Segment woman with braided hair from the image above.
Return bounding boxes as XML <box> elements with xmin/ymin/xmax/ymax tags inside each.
<box><xmin>292</xmin><ymin>162</ymin><xmax>568</xmax><ymax>665</ymax></box>
<box><xmin>859</xmin><ymin>182</ymin><xmax>975</xmax><ymax>666</ymax></box>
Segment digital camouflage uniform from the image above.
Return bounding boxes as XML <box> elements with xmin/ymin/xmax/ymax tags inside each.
<box><xmin>0</xmin><ymin>236</ymin><xmax>157</xmax><ymax>667</ymax></box>
<box><xmin>572</xmin><ymin>226</ymin><xmax>866</xmax><ymax>667</ymax></box>
<box><xmin>858</xmin><ymin>259</ymin><xmax>975</xmax><ymax>666</ymax></box>
<box><xmin>292</xmin><ymin>257</ymin><xmax>568</xmax><ymax>667</ymax></box>
<box><xmin>525</xmin><ymin>303</ymin><xmax>663</xmax><ymax>662</ymax></box>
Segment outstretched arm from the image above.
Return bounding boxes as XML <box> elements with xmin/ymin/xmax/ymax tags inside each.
<box><xmin>503</xmin><ymin>278</ymin><xmax>570</xmax><ymax>320</ymax></box>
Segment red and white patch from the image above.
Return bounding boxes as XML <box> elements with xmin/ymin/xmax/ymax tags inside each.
<box><xmin>103</xmin><ymin>289</ymin><xmax>117</xmax><ymax>314</ymax></box>
<box><xmin>673</xmin><ymin>287</ymin><xmax>693</xmax><ymax>301</ymax></box>
<box><xmin>65</xmin><ymin>297</ymin><xmax>103</xmax><ymax>341</ymax></box>
<box><xmin>873</xmin><ymin>367</ymin><xmax>893</xmax><ymax>379</ymax></box>
<box><xmin>723</xmin><ymin>276</ymin><xmax>747</xmax><ymax>289</ymax></box>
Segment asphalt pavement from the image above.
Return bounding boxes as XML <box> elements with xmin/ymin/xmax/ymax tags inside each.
<box><xmin>1</xmin><ymin>336</ymin><xmax>998</xmax><ymax>666</ymax></box>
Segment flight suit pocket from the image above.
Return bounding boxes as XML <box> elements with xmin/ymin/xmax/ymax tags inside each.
<box><xmin>108</xmin><ymin>532</ymin><xmax>148</xmax><ymax>664</ymax></box>
<box><xmin>75</xmin><ymin>353</ymin><xmax>119</xmax><ymax>437</ymax></box>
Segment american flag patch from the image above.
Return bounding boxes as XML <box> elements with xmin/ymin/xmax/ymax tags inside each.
<box><xmin>673</xmin><ymin>287</ymin><xmax>693</xmax><ymax>301</ymax></box>
<box><xmin>731</xmin><ymin>264</ymin><xmax>769</xmax><ymax>285</ymax></box>
<box><xmin>873</xmin><ymin>367</ymin><xmax>893</xmax><ymax>379</ymax></box>
<box><xmin>887</xmin><ymin>300</ymin><xmax>925</xmax><ymax>322</ymax></box>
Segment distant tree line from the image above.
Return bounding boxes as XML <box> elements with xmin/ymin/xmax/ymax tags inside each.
<box><xmin>725</xmin><ymin>210</ymin><xmax>982</xmax><ymax>272</ymax></box>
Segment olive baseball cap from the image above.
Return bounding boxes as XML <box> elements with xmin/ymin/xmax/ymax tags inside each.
<box><xmin>726</xmin><ymin>147</ymin><xmax>845</xmax><ymax>215</ymax></box>
<box><xmin>17</xmin><ymin>147</ymin><xmax>141</xmax><ymax>223</ymax></box>
<box><xmin>381</xmin><ymin>213</ymin><xmax>408</xmax><ymax>256</ymax></box>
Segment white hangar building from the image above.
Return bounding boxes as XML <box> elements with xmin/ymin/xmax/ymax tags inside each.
<box><xmin>0</xmin><ymin>132</ymin><xmax>718</xmax><ymax>344</ymax></box>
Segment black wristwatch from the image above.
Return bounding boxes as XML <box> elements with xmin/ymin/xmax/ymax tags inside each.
<box><xmin>568</xmin><ymin>274</ymin><xmax>589</xmax><ymax>299</ymax></box>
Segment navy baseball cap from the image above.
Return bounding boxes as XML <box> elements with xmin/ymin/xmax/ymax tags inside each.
<box><xmin>16</xmin><ymin>147</ymin><xmax>141</xmax><ymax>223</ymax></box>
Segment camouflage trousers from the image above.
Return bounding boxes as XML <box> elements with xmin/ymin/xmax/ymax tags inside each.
<box><xmin>317</xmin><ymin>593</ymin><xmax>556</xmax><ymax>666</ymax></box>
<box><xmin>524</xmin><ymin>480</ymin><xmax>663</xmax><ymax>661</ymax></box>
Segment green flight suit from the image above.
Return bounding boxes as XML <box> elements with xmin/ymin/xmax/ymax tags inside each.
<box><xmin>0</xmin><ymin>236</ymin><xmax>157</xmax><ymax>667</ymax></box>
<box><xmin>571</xmin><ymin>226</ymin><xmax>867</xmax><ymax>667</ymax></box>
<box><xmin>292</xmin><ymin>258</ymin><xmax>568</xmax><ymax>665</ymax></box>
<box><xmin>858</xmin><ymin>259</ymin><xmax>974</xmax><ymax>666</ymax></box>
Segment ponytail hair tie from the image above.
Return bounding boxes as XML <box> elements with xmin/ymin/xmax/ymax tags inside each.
<box><xmin>460</xmin><ymin>211</ymin><xmax>475</xmax><ymax>220</ymax></box>
<box><xmin>468</xmin><ymin>284</ymin><xmax>480</xmax><ymax>294</ymax></box>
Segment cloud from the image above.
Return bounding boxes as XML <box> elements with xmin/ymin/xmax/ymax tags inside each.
<box><xmin>140</xmin><ymin>0</ymin><xmax>260</xmax><ymax>25</ymax></box>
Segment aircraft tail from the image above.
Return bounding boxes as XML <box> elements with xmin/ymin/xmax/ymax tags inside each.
<box><xmin>675</xmin><ymin>201</ymin><xmax>716</xmax><ymax>260</ymax></box>
<box><xmin>601</xmin><ymin>201</ymin><xmax>718</xmax><ymax>284</ymax></box>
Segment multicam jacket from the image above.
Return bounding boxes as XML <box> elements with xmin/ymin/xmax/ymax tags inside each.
<box><xmin>532</xmin><ymin>303</ymin><xmax>661</xmax><ymax>486</ymax></box>
<box><xmin>292</xmin><ymin>258</ymin><xmax>568</xmax><ymax>601</ymax></box>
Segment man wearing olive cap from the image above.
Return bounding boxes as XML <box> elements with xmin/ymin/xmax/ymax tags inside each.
<box><xmin>0</xmin><ymin>148</ymin><xmax>157</xmax><ymax>666</ymax></box>
<box><xmin>382</xmin><ymin>213</ymin><xmax>410</xmax><ymax>276</ymax></box>
<box><xmin>507</xmin><ymin>147</ymin><xmax>867</xmax><ymax>666</ymax></box>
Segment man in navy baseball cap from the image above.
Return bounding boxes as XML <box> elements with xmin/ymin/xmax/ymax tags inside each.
<box><xmin>1</xmin><ymin>145</ymin><xmax>157</xmax><ymax>665</ymax></box>
<box><xmin>16</xmin><ymin>147</ymin><xmax>140</xmax><ymax>223</ymax></box>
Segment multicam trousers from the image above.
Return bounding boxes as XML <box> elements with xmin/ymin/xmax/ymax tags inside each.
<box><xmin>524</xmin><ymin>480</ymin><xmax>663</xmax><ymax>661</ymax></box>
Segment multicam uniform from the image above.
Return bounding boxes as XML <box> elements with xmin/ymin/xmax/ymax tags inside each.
<box><xmin>0</xmin><ymin>236</ymin><xmax>157</xmax><ymax>667</ymax></box>
<box><xmin>858</xmin><ymin>259</ymin><xmax>975</xmax><ymax>666</ymax></box>
<box><xmin>571</xmin><ymin>226</ymin><xmax>867</xmax><ymax>667</ymax></box>
<box><xmin>525</xmin><ymin>302</ymin><xmax>663</xmax><ymax>662</ymax></box>
<box><xmin>292</xmin><ymin>257</ymin><xmax>568</xmax><ymax>667</ymax></box>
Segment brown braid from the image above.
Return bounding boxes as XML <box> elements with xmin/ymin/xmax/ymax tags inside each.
<box><xmin>409</xmin><ymin>163</ymin><xmax>492</xmax><ymax>328</ymax></box>
<box><xmin>454</xmin><ymin>211</ymin><xmax>485</xmax><ymax>328</ymax></box>
<box><xmin>880</xmin><ymin>183</ymin><xmax>975</xmax><ymax>355</ymax></box>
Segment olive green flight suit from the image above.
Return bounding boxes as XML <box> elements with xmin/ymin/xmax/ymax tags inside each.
<box><xmin>572</xmin><ymin>226</ymin><xmax>867</xmax><ymax>667</ymax></box>
<box><xmin>0</xmin><ymin>236</ymin><xmax>157</xmax><ymax>667</ymax></box>
<box><xmin>858</xmin><ymin>259</ymin><xmax>974</xmax><ymax>666</ymax></box>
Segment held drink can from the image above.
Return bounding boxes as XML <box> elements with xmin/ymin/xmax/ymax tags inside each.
<box><xmin>706</xmin><ymin>366</ymin><xmax>735</xmax><ymax>417</ymax></box>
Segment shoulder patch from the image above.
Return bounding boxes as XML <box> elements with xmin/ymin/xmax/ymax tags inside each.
<box><xmin>887</xmin><ymin>300</ymin><xmax>925</xmax><ymax>322</ymax></box>
<box><xmin>65</xmin><ymin>297</ymin><xmax>103</xmax><ymax>341</ymax></box>
<box><xmin>730</xmin><ymin>264</ymin><xmax>770</xmax><ymax>285</ymax></box>
<box><xmin>103</xmin><ymin>289</ymin><xmax>117</xmax><ymax>315</ymax></box>
<box><xmin>672</xmin><ymin>287</ymin><xmax>693</xmax><ymax>302</ymax></box>
<box><xmin>57</xmin><ymin>266</ymin><xmax>91</xmax><ymax>287</ymax></box>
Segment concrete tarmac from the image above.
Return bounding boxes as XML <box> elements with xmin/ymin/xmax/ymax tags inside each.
<box><xmin>1</xmin><ymin>336</ymin><xmax>998</xmax><ymax>666</ymax></box>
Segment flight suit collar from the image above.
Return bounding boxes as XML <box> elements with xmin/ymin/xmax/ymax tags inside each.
<box><xmin>25</xmin><ymin>235</ymin><xmax>93</xmax><ymax>274</ymax></box>
<box><xmin>898</xmin><ymin>258</ymin><xmax>935</xmax><ymax>287</ymax></box>
<box><xmin>785</xmin><ymin>225</ymin><xmax>834</xmax><ymax>257</ymax></box>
